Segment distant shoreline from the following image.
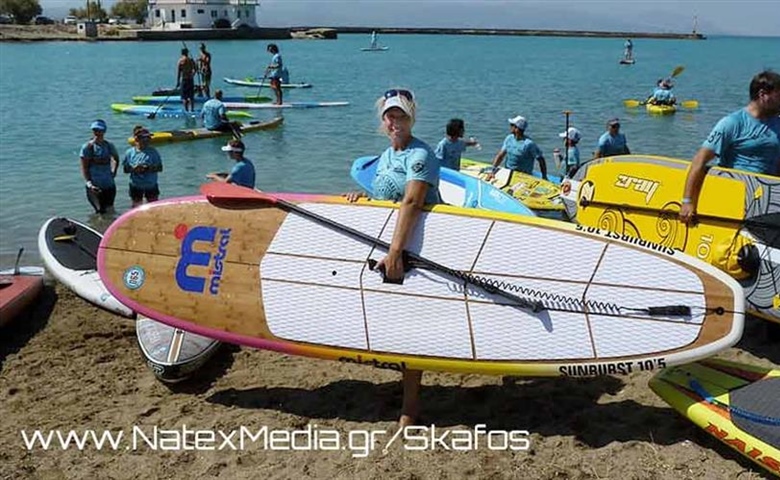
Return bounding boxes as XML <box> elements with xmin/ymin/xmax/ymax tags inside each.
<box><xmin>0</xmin><ymin>24</ymin><xmax>705</xmax><ymax>42</ymax></box>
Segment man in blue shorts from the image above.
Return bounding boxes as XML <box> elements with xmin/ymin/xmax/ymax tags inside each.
<box><xmin>680</xmin><ymin>70</ymin><xmax>780</xmax><ymax>224</ymax></box>
<box><xmin>207</xmin><ymin>139</ymin><xmax>256</xmax><ymax>189</ymax></box>
<box><xmin>595</xmin><ymin>118</ymin><xmax>630</xmax><ymax>158</ymax></box>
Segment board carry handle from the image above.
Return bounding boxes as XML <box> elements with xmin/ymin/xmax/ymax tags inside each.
<box><xmin>200</xmin><ymin>183</ymin><xmax>545</xmax><ymax>313</ymax></box>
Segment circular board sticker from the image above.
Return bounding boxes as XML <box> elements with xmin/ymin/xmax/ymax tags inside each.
<box><xmin>123</xmin><ymin>266</ymin><xmax>146</xmax><ymax>290</ymax></box>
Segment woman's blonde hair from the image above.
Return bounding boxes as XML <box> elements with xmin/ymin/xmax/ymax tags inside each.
<box><xmin>375</xmin><ymin>89</ymin><xmax>416</xmax><ymax>135</ymax></box>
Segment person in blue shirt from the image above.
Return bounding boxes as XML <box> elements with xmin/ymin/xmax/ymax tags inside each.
<box><xmin>558</xmin><ymin>127</ymin><xmax>582</xmax><ymax>177</ymax></box>
<box><xmin>486</xmin><ymin>115</ymin><xmax>548</xmax><ymax>180</ymax></box>
<box><xmin>201</xmin><ymin>89</ymin><xmax>241</xmax><ymax>134</ymax></box>
<box><xmin>345</xmin><ymin>88</ymin><xmax>440</xmax><ymax>428</ymax></box>
<box><xmin>80</xmin><ymin>119</ymin><xmax>119</xmax><ymax>214</ymax></box>
<box><xmin>647</xmin><ymin>78</ymin><xmax>677</xmax><ymax>106</ymax></box>
<box><xmin>434</xmin><ymin>118</ymin><xmax>480</xmax><ymax>171</ymax></box>
<box><xmin>624</xmin><ymin>38</ymin><xmax>633</xmax><ymax>61</ymax></box>
<box><xmin>595</xmin><ymin>118</ymin><xmax>631</xmax><ymax>158</ymax></box>
<box><xmin>681</xmin><ymin>70</ymin><xmax>780</xmax><ymax>225</ymax></box>
<box><xmin>123</xmin><ymin>126</ymin><xmax>163</xmax><ymax>208</ymax></box>
<box><xmin>265</xmin><ymin>44</ymin><xmax>283</xmax><ymax>105</ymax></box>
<box><xmin>207</xmin><ymin>139</ymin><xmax>256</xmax><ymax>189</ymax></box>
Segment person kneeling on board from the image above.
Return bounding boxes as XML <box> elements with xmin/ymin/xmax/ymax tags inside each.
<box><xmin>345</xmin><ymin>88</ymin><xmax>440</xmax><ymax>428</ymax></box>
<box><xmin>80</xmin><ymin>119</ymin><xmax>119</xmax><ymax>214</ymax></box>
<box><xmin>647</xmin><ymin>78</ymin><xmax>677</xmax><ymax>106</ymax></box>
<box><xmin>486</xmin><ymin>115</ymin><xmax>548</xmax><ymax>181</ymax></box>
<box><xmin>681</xmin><ymin>70</ymin><xmax>780</xmax><ymax>225</ymax></box>
<box><xmin>201</xmin><ymin>90</ymin><xmax>242</xmax><ymax>135</ymax></box>
<box><xmin>206</xmin><ymin>139</ymin><xmax>256</xmax><ymax>189</ymax></box>
<box><xmin>123</xmin><ymin>126</ymin><xmax>163</xmax><ymax>208</ymax></box>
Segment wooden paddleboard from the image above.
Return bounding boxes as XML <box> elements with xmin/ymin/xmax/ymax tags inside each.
<box><xmin>561</xmin><ymin>155</ymin><xmax>779</xmax><ymax>324</ymax></box>
<box><xmin>649</xmin><ymin>358</ymin><xmax>779</xmax><ymax>476</ymax></box>
<box><xmin>460</xmin><ymin>158</ymin><xmax>564</xmax><ymax>211</ymax></box>
<box><xmin>97</xmin><ymin>185</ymin><xmax>745</xmax><ymax>377</ymax></box>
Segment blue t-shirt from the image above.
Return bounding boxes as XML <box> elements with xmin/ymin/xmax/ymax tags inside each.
<box><xmin>201</xmin><ymin>98</ymin><xmax>226</xmax><ymax>129</ymax></box>
<box><xmin>565</xmin><ymin>146</ymin><xmax>580</xmax><ymax>168</ymax></box>
<box><xmin>269</xmin><ymin>53</ymin><xmax>283</xmax><ymax>79</ymax></box>
<box><xmin>500</xmin><ymin>134</ymin><xmax>543</xmax><ymax>174</ymax></box>
<box><xmin>229</xmin><ymin>158</ymin><xmax>256</xmax><ymax>188</ymax></box>
<box><xmin>702</xmin><ymin>108</ymin><xmax>780</xmax><ymax>175</ymax></box>
<box><xmin>80</xmin><ymin>139</ymin><xmax>118</xmax><ymax>189</ymax></box>
<box><xmin>123</xmin><ymin>146</ymin><xmax>163</xmax><ymax>189</ymax></box>
<box><xmin>597</xmin><ymin>132</ymin><xmax>629</xmax><ymax>157</ymax></box>
<box><xmin>371</xmin><ymin>137</ymin><xmax>440</xmax><ymax>205</ymax></box>
<box><xmin>651</xmin><ymin>88</ymin><xmax>675</xmax><ymax>104</ymax></box>
<box><xmin>435</xmin><ymin>137</ymin><xmax>467</xmax><ymax>170</ymax></box>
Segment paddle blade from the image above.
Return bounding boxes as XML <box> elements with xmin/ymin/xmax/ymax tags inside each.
<box><xmin>671</xmin><ymin>65</ymin><xmax>685</xmax><ymax>77</ymax></box>
<box><xmin>681</xmin><ymin>100</ymin><xmax>699</xmax><ymax>109</ymax></box>
<box><xmin>200</xmin><ymin>182</ymin><xmax>274</xmax><ymax>203</ymax></box>
<box><xmin>623</xmin><ymin>100</ymin><xmax>641</xmax><ymax>108</ymax></box>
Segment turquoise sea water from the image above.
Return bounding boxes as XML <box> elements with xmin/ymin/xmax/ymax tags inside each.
<box><xmin>0</xmin><ymin>34</ymin><xmax>778</xmax><ymax>264</ymax></box>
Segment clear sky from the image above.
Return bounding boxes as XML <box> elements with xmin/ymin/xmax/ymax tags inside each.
<box><xmin>40</xmin><ymin>0</ymin><xmax>779</xmax><ymax>37</ymax></box>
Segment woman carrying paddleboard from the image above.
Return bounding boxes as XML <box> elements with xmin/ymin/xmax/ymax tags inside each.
<box><xmin>681</xmin><ymin>70</ymin><xmax>780</xmax><ymax>225</ymax></box>
<box><xmin>80</xmin><ymin>119</ymin><xmax>119</xmax><ymax>214</ymax></box>
<box><xmin>345</xmin><ymin>88</ymin><xmax>440</xmax><ymax>428</ymax></box>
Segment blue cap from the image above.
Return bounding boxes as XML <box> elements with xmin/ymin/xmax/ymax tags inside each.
<box><xmin>91</xmin><ymin>119</ymin><xmax>107</xmax><ymax>131</ymax></box>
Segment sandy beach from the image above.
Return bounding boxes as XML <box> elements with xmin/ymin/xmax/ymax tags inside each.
<box><xmin>1</xmin><ymin>281</ymin><xmax>777</xmax><ymax>479</ymax></box>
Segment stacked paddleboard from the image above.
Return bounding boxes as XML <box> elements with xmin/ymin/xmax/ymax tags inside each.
<box><xmin>561</xmin><ymin>155</ymin><xmax>779</xmax><ymax>324</ymax></box>
<box><xmin>650</xmin><ymin>358</ymin><xmax>779</xmax><ymax>476</ymax></box>
<box><xmin>350</xmin><ymin>156</ymin><xmax>535</xmax><ymax>217</ymax></box>
<box><xmin>132</xmin><ymin>94</ymin><xmax>272</xmax><ymax>105</ymax></box>
<box><xmin>460</xmin><ymin>158</ymin><xmax>564</xmax><ymax>211</ymax></box>
<box><xmin>38</xmin><ymin>218</ymin><xmax>220</xmax><ymax>382</ymax></box>
<box><xmin>127</xmin><ymin>117</ymin><xmax>284</xmax><ymax>145</ymax></box>
<box><xmin>96</xmin><ymin>183</ymin><xmax>745</xmax><ymax>377</ymax></box>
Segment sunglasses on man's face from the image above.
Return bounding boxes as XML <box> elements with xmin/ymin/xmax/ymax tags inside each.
<box><xmin>384</xmin><ymin>89</ymin><xmax>413</xmax><ymax>101</ymax></box>
<box><xmin>610</xmin><ymin>124</ymin><xmax>620</xmax><ymax>128</ymax></box>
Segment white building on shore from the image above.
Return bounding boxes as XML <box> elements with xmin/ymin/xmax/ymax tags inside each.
<box><xmin>148</xmin><ymin>0</ymin><xmax>259</xmax><ymax>30</ymax></box>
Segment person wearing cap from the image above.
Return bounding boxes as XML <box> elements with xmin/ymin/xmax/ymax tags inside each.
<box><xmin>265</xmin><ymin>44</ymin><xmax>284</xmax><ymax>105</ymax></box>
<box><xmin>207</xmin><ymin>139</ymin><xmax>255</xmax><ymax>189</ymax></box>
<box><xmin>201</xmin><ymin>90</ymin><xmax>241</xmax><ymax>133</ymax></box>
<box><xmin>345</xmin><ymin>88</ymin><xmax>440</xmax><ymax>428</ymax></box>
<box><xmin>176</xmin><ymin>48</ymin><xmax>198</xmax><ymax>112</ymax></box>
<box><xmin>624</xmin><ymin>38</ymin><xmax>634</xmax><ymax>61</ymax></box>
<box><xmin>681</xmin><ymin>70</ymin><xmax>780</xmax><ymax>225</ymax></box>
<box><xmin>80</xmin><ymin>119</ymin><xmax>119</xmax><ymax>214</ymax></box>
<box><xmin>647</xmin><ymin>78</ymin><xmax>676</xmax><ymax>106</ymax></box>
<box><xmin>487</xmin><ymin>115</ymin><xmax>548</xmax><ymax>180</ymax></box>
<box><xmin>595</xmin><ymin>118</ymin><xmax>630</xmax><ymax>158</ymax></box>
<box><xmin>434</xmin><ymin>118</ymin><xmax>480</xmax><ymax>171</ymax></box>
<box><xmin>198</xmin><ymin>43</ymin><xmax>212</xmax><ymax>98</ymax></box>
<box><xmin>123</xmin><ymin>125</ymin><xmax>164</xmax><ymax>208</ymax></box>
<box><xmin>558</xmin><ymin>127</ymin><xmax>582</xmax><ymax>176</ymax></box>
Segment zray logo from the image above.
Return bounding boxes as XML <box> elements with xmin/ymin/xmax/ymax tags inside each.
<box><xmin>614</xmin><ymin>175</ymin><xmax>660</xmax><ymax>204</ymax></box>
<box><xmin>174</xmin><ymin>224</ymin><xmax>232</xmax><ymax>295</ymax></box>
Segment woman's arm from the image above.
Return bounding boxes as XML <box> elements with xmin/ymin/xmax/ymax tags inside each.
<box><xmin>378</xmin><ymin>180</ymin><xmax>428</xmax><ymax>281</ymax></box>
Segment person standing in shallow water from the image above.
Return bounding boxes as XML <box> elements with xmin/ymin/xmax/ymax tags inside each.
<box><xmin>345</xmin><ymin>88</ymin><xmax>440</xmax><ymax>428</ymax></box>
<box><xmin>265</xmin><ymin>44</ymin><xmax>284</xmax><ymax>105</ymax></box>
<box><xmin>198</xmin><ymin>43</ymin><xmax>212</xmax><ymax>98</ymax></box>
<box><xmin>80</xmin><ymin>119</ymin><xmax>119</xmax><ymax>214</ymax></box>
<box><xmin>123</xmin><ymin>126</ymin><xmax>163</xmax><ymax>208</ymax></box>
<box><xmin>176</xmin><ymin>48</ymin><xmax>197</xmax><ymax>112</ymax></box>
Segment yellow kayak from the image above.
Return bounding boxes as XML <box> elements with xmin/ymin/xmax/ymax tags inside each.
<box><xmin>127</xmin><ymin>117</ymin><xmax>283</xmax><ymax>145</ymax></box>
<box><xmin>460</xmin><ymin>158</ymin><xmax>563</xmax><ymax>211</ymax></box>
<box><xmin>646</xmin><ymin>103</ymin><xmax>677</xmax><ymax>115</ymax></box>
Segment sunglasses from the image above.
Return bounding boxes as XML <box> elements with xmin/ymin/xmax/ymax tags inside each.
<box><xmin>610</xmin><ymin>124</ymin><xmax>620</xmax><ymax>128</ymax></box>
<box><xmin>383</xmin><ymin>89</ymin><xmax>413</xmax><ymax>101</ymax></box>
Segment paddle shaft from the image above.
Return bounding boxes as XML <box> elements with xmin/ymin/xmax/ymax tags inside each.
<box><xmin>563</xmin><ymin>111</ymin><xmax>571</xmax><ymax>168</ymax></box>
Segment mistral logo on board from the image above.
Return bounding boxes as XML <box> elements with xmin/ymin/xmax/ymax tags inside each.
<box><xmin>174</xmin><ymin>224</ymin><xmax>232</xmax><ymax>295</ymax></box>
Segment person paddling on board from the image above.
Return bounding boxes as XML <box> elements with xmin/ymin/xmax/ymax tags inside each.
<box><xmin>80</xmin><ymin>119</ymin><xmax>119</xmax><ymax>214</ymax></box>
<box><xmin>434</xmin><ymin>118</ymin><xmax>480</xmax><ymax>171</ymax></box>
<box><xmin>206</xmin><ymin>139</ymin><xmax>256</xmax><ymax>189</ymax></box>
<box><xmin>176</xmin><ymin>48</ymin><xmax>198</xmax><ymax>112</ymax></box>
<box><xmin>680</xmin><ymin>70</ymin><xmax>780</xmax><ymax>225</ymax></box>
<box><xmin>265</xmin><ymin>44</ymin><xmax>284</xmax><ymax>105</ymax></box>
<box><xmin>123</xmin><ymin>126</ymin><xmax>163</xmax><ymax>208</ymax></box>
<box><xmin>558</xmin><ymin>127</ymin><xmax>582</xmax><ymax>177</ymax></box>
<box><xmin>370</xmin><ymin>30</ymin><xmax>378</xmax><ymax>49</ymax></box>
<box><xmin>344</xmin><ymin>88</ymin><xmax>440</xmax><ymax>428</ymax></box>
<box><xmin>595</xmin><ymin>118</ymin><xmax>630</xmax><ymax>158</ymax></box>
<box><xmin>624</xmin><ymin>38</ymin><xmax>634</xmax><ymax>61</ymax></box>
<box><xmin>486</xmin><ymin>115</ymin><xmax>548</xmax><ymax>181</ymax></box>
<box><xmin>647</xmin><ymin>78</ymin><xmax>677</xmax><ymax>106</ymax></box>
<box><xmin>201</xmin><ymin>89</ymin><xmax>242</xmax><ymax>134</ymax></box>
<box><xmin>198</xmin><ymin>43</ymin><xmax>213</xmax><ymax>98</ymax></box>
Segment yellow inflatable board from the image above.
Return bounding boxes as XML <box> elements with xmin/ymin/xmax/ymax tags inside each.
<box><xmin>128</xmin><ymin>118</ymin><xmax>283</xmax><ymax>145</ymax></box>
<box><xmin>460</xmin><ymin>158</ymin><xmax>563</xmax><ymax>211</ymax></box>
<box><xmin>562</xmin><ymin>155</ymin><xmax>779</xmax><ymax>324</ymax></box>
<box><xmin>650</xmin><ymin>358</ymin><xmax>779</xmax><ymax>477</ymax></box>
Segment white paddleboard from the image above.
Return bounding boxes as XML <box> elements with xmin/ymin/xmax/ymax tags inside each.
<box><xmin>224</xmin><ymin>101</ymin><xmax>349</xmax><ymax>109</ymax></box>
